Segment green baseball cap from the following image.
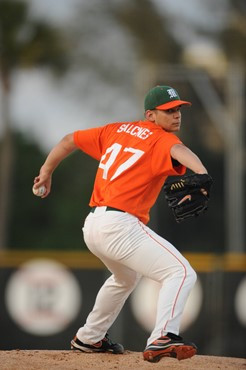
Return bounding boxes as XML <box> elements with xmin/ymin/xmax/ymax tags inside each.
<box><xmin>144</xmin><ymin>85</ymin><xmax>191</xmax><ymax>111</ymax></box>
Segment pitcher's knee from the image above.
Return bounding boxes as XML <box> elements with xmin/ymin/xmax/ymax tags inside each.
<box><xmin>187</xmin><ymin>266</ymin><xmax>197</xmax><ymax>288</ymax></box>
<box><xmin>112</xmin><ymin>272</ymin><xmax>140</xmax><ymax>291</ymax></box>
<box><xmin>172</xmin><ymin>264</ymin><xmax>197</xmax><ymax>289</ymax></box>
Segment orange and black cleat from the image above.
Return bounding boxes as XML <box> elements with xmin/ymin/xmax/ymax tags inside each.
<box><xmin>143</xmin><ymin>332</ymin><xmax>197</xmax><ymax>362</ymax></box>
<box><xmin>71</xmin><ymin>333</ymin><xmax>124</xmax><ymax>354</ymax></box>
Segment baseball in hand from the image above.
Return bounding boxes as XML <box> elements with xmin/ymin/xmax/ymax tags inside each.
<box><xmin>32</xmin><ymin>185</ymin><xmax>46</xmax><ymax>197</ymax></box>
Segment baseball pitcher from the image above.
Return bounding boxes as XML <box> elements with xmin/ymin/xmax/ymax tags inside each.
<box><xmin>33</xmin><ymin>85</ymin><xmax>212</xmax><ymax>363</ymax></box>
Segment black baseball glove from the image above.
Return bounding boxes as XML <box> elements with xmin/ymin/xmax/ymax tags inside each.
<box><xmin>163</xmin><ymin>173</ymin><xmax>213</xmax><ymax>223</ymax></box>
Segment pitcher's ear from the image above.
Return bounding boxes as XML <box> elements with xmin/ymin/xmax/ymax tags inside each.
<box><xmin>145</xmin><ymin>109</ymin><xmax>156</xmax><ymax>122</ymax></box>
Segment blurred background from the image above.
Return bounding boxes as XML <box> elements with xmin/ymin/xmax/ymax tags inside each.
<box><xmin>0</xmin><ymin>0</ymin><xmax>245</xmax><ymax>358</ymax></box>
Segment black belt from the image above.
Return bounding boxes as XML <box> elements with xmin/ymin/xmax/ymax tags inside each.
<box><xmin>91</xmin><ymin>206</ymin><xmax>124</xmax><ymax>213</ymax></box>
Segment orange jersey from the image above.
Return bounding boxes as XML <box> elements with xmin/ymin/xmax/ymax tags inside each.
<box><xmin>73</xmin><ymin>120</ymin><xmax>186</xmax><ymax>224</ymax></box>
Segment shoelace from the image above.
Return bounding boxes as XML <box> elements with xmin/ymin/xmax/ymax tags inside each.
<box><xmin>104</xmin><ymin>333</ymin><xmax>113</xmax><ymax>345</ymax></box>
<box><xmin>167</xmin><ymin>332</ymin><xmax>183</xmax><ymax>341</ymax></box>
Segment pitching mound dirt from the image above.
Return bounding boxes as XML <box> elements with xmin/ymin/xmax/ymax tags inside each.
<box><xmin>0</xmin><ymin>350</ymin><xmax>245</xmax><ymax>369</ymax></box>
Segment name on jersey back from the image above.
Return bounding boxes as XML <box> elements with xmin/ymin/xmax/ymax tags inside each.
<box><xmin>117</xmin><ymin>123</ymin><xmax>153</xmax><ymax>140</ymax></box>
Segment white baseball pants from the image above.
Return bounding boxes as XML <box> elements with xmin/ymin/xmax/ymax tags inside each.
<box><xmin>76</xmin><ymin>207</ymin><xmax>197</xmax><ymax>346</ymax></box>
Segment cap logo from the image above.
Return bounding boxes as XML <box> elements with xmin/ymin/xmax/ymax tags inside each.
<box><xmin>167</xmin><ymin>88</ymin><xmax>178</xmax><ymax>99</ymax></box>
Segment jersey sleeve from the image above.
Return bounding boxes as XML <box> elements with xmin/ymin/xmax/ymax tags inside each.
<box><xmin>151</xmin><ymin>133</ymin><xmax>186</xmax><ymax>176</ymax></box>
<box><xmin>73</xmin><ymin>127</ymin><xmax>104</xmax><ymax>160</ymax></box>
